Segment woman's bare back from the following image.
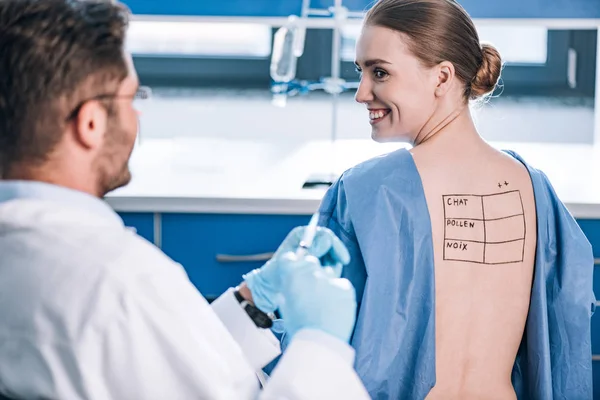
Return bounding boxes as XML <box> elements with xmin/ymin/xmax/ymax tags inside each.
<box><xmin>411</xmin><ymin>137</ymin><xmax>537</xmax><ymax>400</ymax></box>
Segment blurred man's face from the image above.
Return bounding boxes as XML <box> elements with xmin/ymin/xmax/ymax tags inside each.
<box><xmin>94</xmin><ymin>54</ymin><xmax>140</xmax><ymax>196</ymax></box>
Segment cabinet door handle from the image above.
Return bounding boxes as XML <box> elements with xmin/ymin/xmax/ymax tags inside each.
<box><xmin>593</xmin><ymin>355</ymin><xmax>600</xmax><ymax>361</ymax></box>
<box><xmin>216</xmin><ymin>252</ymin><xmax>275</xmax><ymax>263</ymax></box>
<box><xmin>595</xmin><ymin>259</ymin><xmax>600</xmax><ymax>265</ymax></box>
<box><xmin>567</xmin><ymin>48</ymin><xmax>577</xmax><ymax>89</ymax></box>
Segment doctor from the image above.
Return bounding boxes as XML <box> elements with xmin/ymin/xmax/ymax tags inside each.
<box><xmin>0</xmin><ymin>0</ymin><xmax>370</xmax><ymax>399</ymax></box>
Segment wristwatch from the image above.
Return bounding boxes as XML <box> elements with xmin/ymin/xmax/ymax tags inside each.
<box><xmin>233</xmin><ymin>289</ymin><xmax>274</xmax><ymax>329</ymax></box>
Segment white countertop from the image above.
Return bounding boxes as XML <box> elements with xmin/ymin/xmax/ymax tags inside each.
<box><xmin>105</xmin><ymin>138</ymin><xmax>600</xmax><ymax>219</ymax></box>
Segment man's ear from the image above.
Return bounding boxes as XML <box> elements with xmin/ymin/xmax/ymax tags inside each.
<box><xmin>74</xmin><ymin>100</ymin><xmax>107</xmax><ymax>149</ymax></box>
<box><xmin>434</xmin><ymin>61</ymin><xmax>455</xmax><ymax>97</ymax></box>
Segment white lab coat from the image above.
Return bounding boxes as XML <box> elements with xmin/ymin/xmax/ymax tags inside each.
<box><xmin>0</xmin><ymin>197</ymin><xmax>369</xmax><ymax>400</ymax></box>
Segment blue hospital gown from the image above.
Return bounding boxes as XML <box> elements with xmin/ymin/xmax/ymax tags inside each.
<box><xmin>317</xmin><ymin>148</ymin><xmax>595</xmax><ymax>399</ymax></box>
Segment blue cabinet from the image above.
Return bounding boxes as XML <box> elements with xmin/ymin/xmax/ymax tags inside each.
<box><xmin>578</xmin><ymin>220</ymin><xmax>600</xmax><ymax>258</ymax></box>
<box><xmin>161</xmin><ymin>213</ymin><xmax>310</xmax><ymax>299</ymax></box>
<box><xmin>593</xmin><ymin>260</ymin><xmax>600</xmax><ymax>356</ymax></box>
<box><xmin>118</xmin><ymin>212</ymin><xmax>155</xmax><ymax>244</ymax></box>
<box><xmin>577</xmin><ymin>219</ymin><xmax>600</xmax><ymax>398</ymax></box>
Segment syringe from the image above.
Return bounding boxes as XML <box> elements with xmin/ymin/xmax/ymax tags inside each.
<box><xmin>295</xmin><ymin>213</ymin><xmax>320</xmax><ymax>258</ymax></box>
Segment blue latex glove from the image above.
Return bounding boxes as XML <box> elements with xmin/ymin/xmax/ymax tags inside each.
<box><xmin>243</xmin><ymin>226</ymin><xmax>350</xmax><ymax>313</ymax></box>
<box><xmin>277</xmin><ymin>252</ymin><xmax>357</xmax><ymax>343</ymax></box>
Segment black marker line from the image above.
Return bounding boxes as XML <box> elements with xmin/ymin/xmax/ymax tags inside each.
<box><xmin>443</xmin><ymin>190</ymin><xmax>519</xmax><ymax>198</ymax></box>
<box><xmin>445</xmin><ymin>238</ymin><xmax>525</xmax><ymax>245</ymax></box>
<box><xmin>445</xmin><ymin>258</ymin><xmax>523</xmax><ymax>265</ymax></box>
<box><xmin>484</xmin><ymin>213</ymin><xmax>525</xmax><ymax>222</ymax></box>
<box><xmin>485</xmin><ymin>259</ymin><xmax>524</xmax><ymax>265</ymax></box>
<box><xmin>445</xmin><ymin>258</ymin><xmax>486</xmax><ymax>264</ymax></box>
<box><xmin>445</xmin><ymin>213</ymin><xmax>524</xmax><ymax>223</ymax></box>
<box><xmin>443</xmin><ymin>196</ymin><xmax>447</xmax><ymax>261</ymax></box>
<box><xmin>518</xmin><ymin>191</ymin><xmax>526</xmax><ymax>262</ymax></box>
<box><xmin>481</xmin><ymin>196</ymin><xmax>486</xmax><ymax>263</ymax></box>
<box><xmin>482</xmin><ymin>190</ymin><xmax>520</xmax><ymax>198</ymax></box>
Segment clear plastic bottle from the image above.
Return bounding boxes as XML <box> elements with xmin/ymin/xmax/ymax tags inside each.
<box><xmin>270</xmin><ymin>16</ymin><xmax>301</xmax><ymax>83</ymax></box>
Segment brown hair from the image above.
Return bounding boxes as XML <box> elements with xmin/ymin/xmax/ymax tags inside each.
<box><xmin>0</xmin><ymin>0</ymin><xmax>130</xmax><ymax>176</ymax></box>
<box><xmin>365</xmin><ymin>0</ymin><xmax>502</xmax><ymax>100</ymax></box>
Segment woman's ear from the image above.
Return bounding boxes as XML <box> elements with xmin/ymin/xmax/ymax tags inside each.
<box><xmin>434</xmin><ymin>61</ymin><xmax>455</xmax><ymax>97</ymax></box>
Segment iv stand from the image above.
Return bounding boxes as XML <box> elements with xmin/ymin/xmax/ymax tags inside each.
<box><xmin>271</xmin><ymin>1</ymin><xmax>360</xmax><ymax>187</ymax></box>
<box><xmin>330</xmin><ymin>0</ymin><xmax>342</xmax><ymax>145</ymax></box>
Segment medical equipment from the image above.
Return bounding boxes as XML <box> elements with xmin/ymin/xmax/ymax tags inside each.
<box><xmin>269</xmin><ymin>16</ymin><xmax>300</xmax><ymax>83</ymax></box>
<box><xmin>295</xmin><ymin>213</ymin><xmax>319</xmax><ymax>258</ymax></box>
<box><xmin>270</xmin><ymin>32</ymin><xmax>295</xmax><ymax>80</ymax></box>
<box><xmin>269</xmin><ymin>0</ymin><xmax>362</xmax><ymax>101</ymax></box>
<box><xmin>270</xmin><ymin>15</ymin><xmax>304</xmax><ymax>107</ymax></box>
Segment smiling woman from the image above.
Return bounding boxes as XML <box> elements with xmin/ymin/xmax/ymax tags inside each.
<box><xmin>353</xmin><ymin>0</ymin><xmax>501</xmax><ymax>143</ymax></box>
<box><xmin>315</xmin><ymin>0</ymin><xmax>595</xmax><ymax>399</ymax></box>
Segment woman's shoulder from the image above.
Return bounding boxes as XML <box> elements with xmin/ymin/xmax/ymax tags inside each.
<box><xmin>319</xmin><ymin>147</ymin><xmax>419</xmax><ymax>221</ymax></box>
<box><xmin>341</xmin><ymin>147</ymin><xmax>415</xmax><ymax>183</ymax></box>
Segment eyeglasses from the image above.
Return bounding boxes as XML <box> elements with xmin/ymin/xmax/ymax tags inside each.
<box><xmin>65</xmin><ymin>86</ymin><xmax>152</xmax><ymax>121</ymax></box>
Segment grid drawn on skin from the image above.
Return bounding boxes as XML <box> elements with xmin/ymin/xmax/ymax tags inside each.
<box><xmin>443</xmin><ymin>191</ymin><xmax>525</xmax><ymax>265</ymax></box>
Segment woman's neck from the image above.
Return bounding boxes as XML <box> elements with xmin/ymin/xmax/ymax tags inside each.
<box><xmin>413</xmin><ymin>104</ymin><xmax>482</xmax><ymax>149</ymax></box>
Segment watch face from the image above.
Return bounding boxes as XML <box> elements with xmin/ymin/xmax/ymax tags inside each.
<box><xmin>247</xmin><ymin>305</ymin><xmax>273</xmax><ymax>329</ymax></box>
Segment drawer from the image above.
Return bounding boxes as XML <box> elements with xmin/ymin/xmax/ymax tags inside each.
<box><xmin>592</xmin><ymin>311</ymin><xmax>600</xmax><ymax>355</ymax></box>
<box><xmin>576</xmin><ymin>220</ymin><xmax>600</xmax><ymax>298</ymax></box>
<box><xmin>161</xmin><ymin>213</ymin><xmax>310</xmax><ymax>299</ymax></box>
<box><xmin>595</xmin><ymin>266</ymin><xmax>600</xmax><ymax>306</ymax></box>
<box><xmin>577</xmin><ymin>220</ymin><xmax>600</xmax><ymax>258</ymax></box>
<box><xmin>118</xmin><ymin>212</ymin><xmax>155</xmax><ymax>244</ymax></box>
<box><xmin>594</xmin><ymin>360</ymin><xmax>600</xmax><ymax>400</ymax></box>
